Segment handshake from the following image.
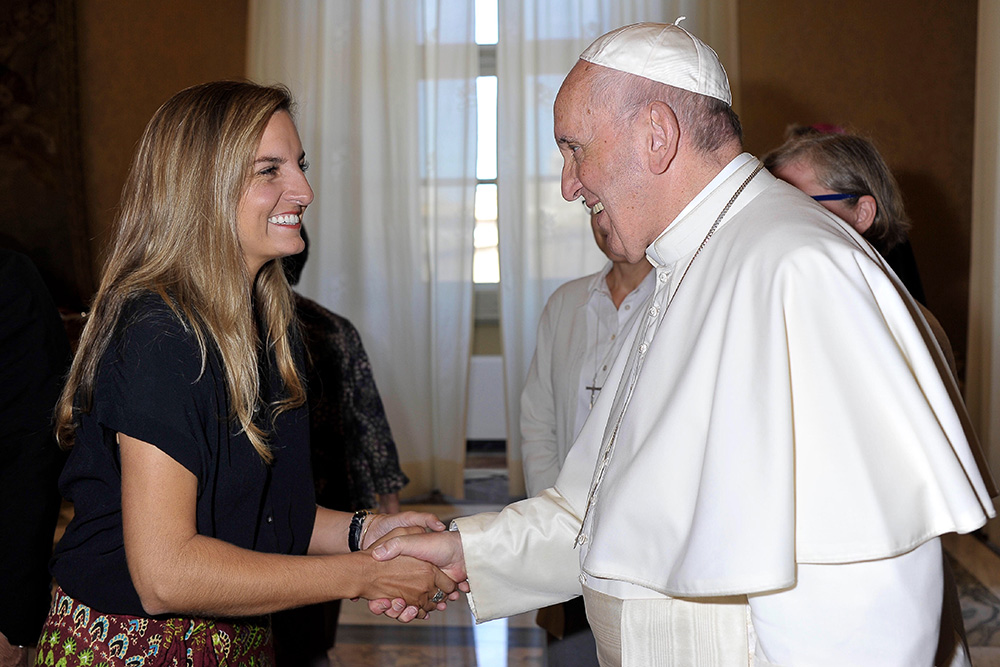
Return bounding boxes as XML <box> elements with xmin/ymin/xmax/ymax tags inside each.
<box><xmin>356</xmin><ymin>511</ymin><xmax>470</xmax><ymax>622</ymax></box>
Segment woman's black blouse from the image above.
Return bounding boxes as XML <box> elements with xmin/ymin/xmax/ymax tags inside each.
<box><xmin>51</xmin><ymin>293</ymin><xmax>314</xmax><ymax>617</ymax></box>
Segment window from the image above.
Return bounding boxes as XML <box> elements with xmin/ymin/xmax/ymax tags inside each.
<box><xmin>473</xmin><ymin>0</ymin><xmax>499</xmax><ymax>285</ymax></box>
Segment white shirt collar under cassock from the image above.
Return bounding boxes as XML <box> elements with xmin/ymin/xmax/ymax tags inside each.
<box><xmin>644</xmin><ymin>152</ymin><xmax>755</xmax><ymax>267</ymax></box>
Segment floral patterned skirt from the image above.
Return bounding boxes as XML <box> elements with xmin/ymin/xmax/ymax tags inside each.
<box><xmin>34</xmin><ymin>587</ymin><xmax>275</xmax><ymax>666</ymax></box>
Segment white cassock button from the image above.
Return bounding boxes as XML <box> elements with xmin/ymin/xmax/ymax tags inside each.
<box><xmin>658</xmin><ymin>272</ymin><xmax>668</xmax><ymax>282</ymax></box>
<box><xmin>648</xmin><ymin>305</ymin><xmax>659</xmax><ymax>318</ymax></box>
<box><xmin>578</xmin><ymin>534</ymin><xmax>587</xmax><ymax>544</ymax></box>
<box><xmin>639</xmin><ymin>343</ymin><xmax>648</xmax><ymax>354</ymax></box>
<box><xmin>579</xmin><ymin>573</ymin><xmax>587</xmax><ymax>585</ymax></box>
<box><xmin>624</xmin><ymin>304</ymin><xmax>631</xmax><ymax>310</ymax></box>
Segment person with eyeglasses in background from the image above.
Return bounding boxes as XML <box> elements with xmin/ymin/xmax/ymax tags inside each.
<box><xmin>763</xmin><ymin>125</ymin><xmax>926</xmax><ymax>304</ymax></box>
<box><xmin>763</xmin><ymin>126</ymin><xmax>968</xmax><ymax>377</ymax></box>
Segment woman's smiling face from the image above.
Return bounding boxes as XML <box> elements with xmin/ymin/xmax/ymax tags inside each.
<box><xmin>236</xmin><ymin>110</ymin><xmax>314</xmax><ymax>278</ymax></box>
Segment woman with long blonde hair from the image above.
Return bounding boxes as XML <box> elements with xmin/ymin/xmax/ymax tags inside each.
<box><xmin>38</xmin><ymin>81</ymin><xmax>456</xmax><ymax>666</ymax></box>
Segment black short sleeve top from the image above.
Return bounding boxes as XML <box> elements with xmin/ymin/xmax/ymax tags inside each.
<box><xmin>51</xmin><ymin>293</ymin><xmax>315</xmax><ymax>617</ymax></box>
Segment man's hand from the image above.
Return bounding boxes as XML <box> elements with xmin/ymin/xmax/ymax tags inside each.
<box><xmin>367</xmin><ymin>530</ymin><xmax>469</xmax><ymax>621</ymax></box>
<box><xmin>0</xmin><ymin>632</ymin><xmax>28</xmax><ymax>667</ymax></box>
<box><xmin>361</xmin><ymin>510</ymin><xmax>446</xmax><ymax>550</ymax></box>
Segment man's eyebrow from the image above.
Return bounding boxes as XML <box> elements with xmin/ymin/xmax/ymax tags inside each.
<box><xmin>556</xmin><ymin>136</ymin><xmax>575</xmax><ymax>147</ymax></box>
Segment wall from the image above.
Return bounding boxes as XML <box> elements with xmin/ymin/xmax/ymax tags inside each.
<box><xmin>76</xmin><ymin>0</ymin><xmax>249</xmax><ymax>278</ymax></box>
<box><xmin>68</xmin><ymin>3</ymin><xmax>980</xmax><ymax>343</ymax></box>
<box><xmin>968</xmin><ymin>1</ymin><xmax>1000</xmax><ymax>541</ymax></box>
<box><xmin>737</xmin><ymin>1</ymin><xmax>978</xmax><ymax>375</ymax></box>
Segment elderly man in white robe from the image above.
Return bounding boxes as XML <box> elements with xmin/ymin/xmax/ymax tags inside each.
<box><xmin>369</xmin><ymin>21</ymin><xmax>996</xmax><ymax>666</ymax></box>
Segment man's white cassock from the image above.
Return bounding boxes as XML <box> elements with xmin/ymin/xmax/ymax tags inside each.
<box><xmin>454</xmin><ymin>155</ymin><xmax>996</xmax><ymax>666</ymax></box>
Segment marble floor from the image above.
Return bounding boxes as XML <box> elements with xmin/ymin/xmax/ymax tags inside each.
<box><xmin>943</xmin><ymin>532</ymin><xmax>1000</xmax><ymax>666</ymax></box>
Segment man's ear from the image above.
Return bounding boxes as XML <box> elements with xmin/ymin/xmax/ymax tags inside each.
<box><xmin>852</xmin><ymin>195</ymin><xmax>877</xmax><ymax>234</ymax></box>
<box><xmin>648</xmin><ymin>101</ymin><xmax>679</xmax><ymax>175</ymax></box>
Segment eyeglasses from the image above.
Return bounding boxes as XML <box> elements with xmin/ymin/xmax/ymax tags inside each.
<box><xmin>811</xmin><ymin>193</ymin><xmax>863</xmax><ymax>202</ymax></box>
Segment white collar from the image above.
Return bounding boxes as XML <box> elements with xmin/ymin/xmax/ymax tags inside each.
<box><xmin>587</xmin><ymin>261</ymin><xmax>615</xmax><ymax>297</ymax></box>
<box><xmin>645</xmin><ymin>153</ymin><xmax>756</xmax><ymax>267</ymax></box>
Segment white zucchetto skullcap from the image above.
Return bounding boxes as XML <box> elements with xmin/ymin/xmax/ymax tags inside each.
<box><xmin>579</xmin><ymin>18</ymin><xmax>732</xmax><ymax>106</ymax></box>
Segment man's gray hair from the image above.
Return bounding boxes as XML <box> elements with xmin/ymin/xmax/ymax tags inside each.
<box><xmin>587</xmin><ymin>65</ymin><xmax>742</xmax><ymax>154</ymax></box>
<box><xmin>763</xmin><ymin>128</ymin><xmax>911</xmax><ymax>254</ymax></box>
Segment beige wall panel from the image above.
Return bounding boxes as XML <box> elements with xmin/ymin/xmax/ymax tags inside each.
<box><xmin>76</xmin><ymin>0</ymin><xmax>249</xmax><ymax>278</ymax></box>
<box><xmin>738</xmin><ymin>1</ymin><xmax>977</xmax><ymax>373</ymax></box>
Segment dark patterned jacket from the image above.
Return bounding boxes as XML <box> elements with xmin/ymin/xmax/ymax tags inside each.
<box><xmin>294</xmin><ymin>294</ymin><xmax>408</xmax><ymax>510</ymax></box>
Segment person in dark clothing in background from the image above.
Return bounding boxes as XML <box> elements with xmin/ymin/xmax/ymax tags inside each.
<box><xmin>764</xmin><ymin>125</ymin><xmax>927</xmax><ymax>304</ymax></box>
<box><xmin>0</xmin><ymin>249</ymin><xmax>70</xmax><ymax>667</ymax></box>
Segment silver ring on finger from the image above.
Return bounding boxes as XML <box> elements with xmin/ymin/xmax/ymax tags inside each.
<box><xmin>430</xmin><ymin>588</ymin><xmax>446</xmax><ymax>604</ymax></box>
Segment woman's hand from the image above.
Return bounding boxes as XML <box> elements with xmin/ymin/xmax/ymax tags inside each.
<box><xmin>360</xmin><ymin>511</ymin><xmax>446</xmax><ymax>550</ymax></box>
<box><xmin>357</xmin><ymin>552</ymin><xmax>458</xmax><ymax>620</ymax></box>
<box><xmin>0</xmin><ymin>633</ymin><xmax>27</xmax><ymax>667</ymax></box>
<box><xmin>377</xmin><ymin>493</ymin><xmax>400</xmax><ymax>514</ymax></box>
<box><xmin>365</xmin><ymin>529</ymin><xmax>468</xmax><ymax>621</ymax></box>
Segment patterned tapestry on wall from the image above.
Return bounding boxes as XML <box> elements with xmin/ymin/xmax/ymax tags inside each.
<box><xmin>0</xmin><ymin>0</ymin><xmax>91</xmax><ymax>310</ymax></box>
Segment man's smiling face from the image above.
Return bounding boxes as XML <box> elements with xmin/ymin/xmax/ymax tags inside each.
<box><xmin>554</xmin><ymin>62</ymin><xmax>658</xmax><ymax>263</ymax></box>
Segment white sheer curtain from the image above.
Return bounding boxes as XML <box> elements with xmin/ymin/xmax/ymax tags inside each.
<box><xmin>967</xmin><ymin>0</ymin><xmax>1000</xmax><ymax>540</ymax></box>
<box><xmin>496</xmin><ymin>1</ymin><xmax>740</xmax><ymax>495</ymax></box>
<box><xmin>248</xmin><ymin>1</ymin><xmax>478</xmax><ymax>499</ymax></box>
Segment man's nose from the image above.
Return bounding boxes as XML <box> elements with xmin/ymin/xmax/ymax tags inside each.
<box><xmin>561</xmin><ymin>159</ymin><xmax>582</xmax><ymax>202</ymax></box>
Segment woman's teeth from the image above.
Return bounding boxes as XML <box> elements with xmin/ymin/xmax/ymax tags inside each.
<box><xmin>268</xmin><ymin>214</ymin><xmax>301</xmax><ymax>226</ymax></box>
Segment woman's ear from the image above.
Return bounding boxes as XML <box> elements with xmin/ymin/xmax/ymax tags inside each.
<box><xmin>852</xmin><ymin>194</ymin><xmax>877</xmax><ymax>234</ymax></box>
<box><xmin>647</xmin><ymin>101</ymin><xmax>679</xmax><ymax>175</ymax></box>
